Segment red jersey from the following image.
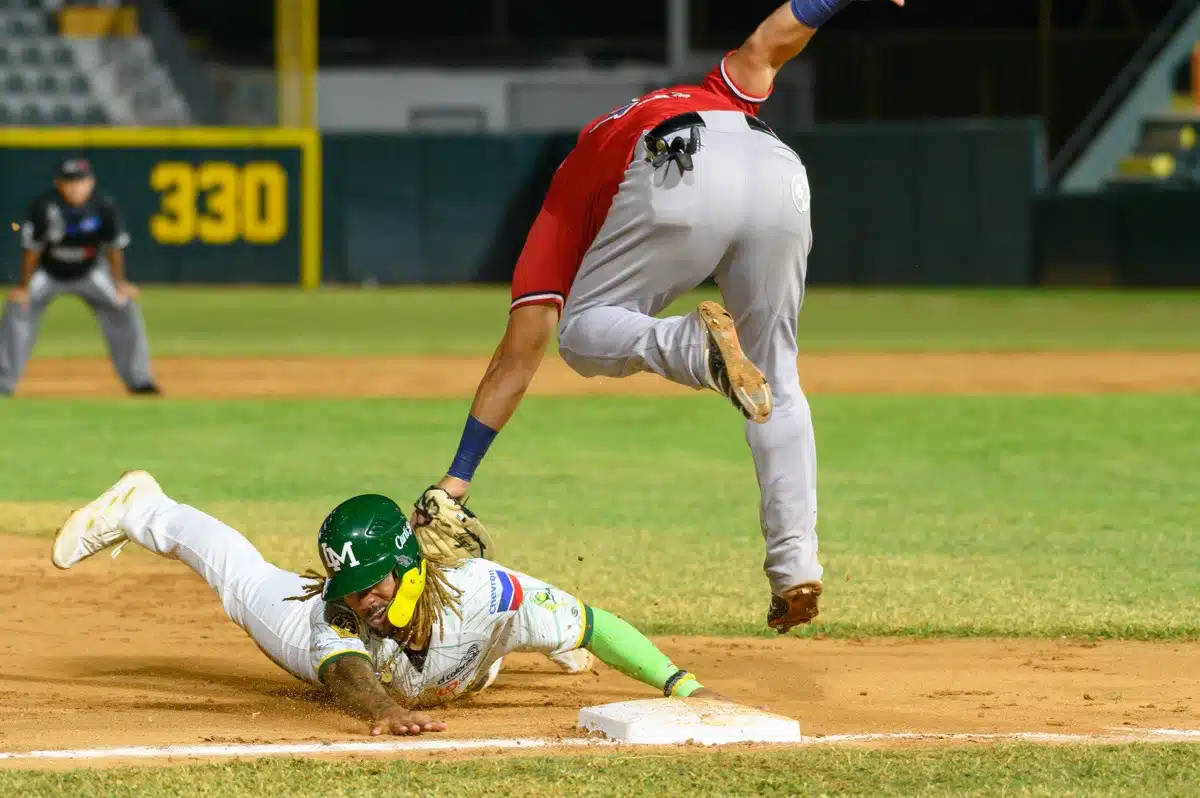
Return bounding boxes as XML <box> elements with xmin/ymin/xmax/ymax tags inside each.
<box><xmin>509</xmin><ymin>53</ymin><xmax>772</xmax><ymax>312</ymax></box>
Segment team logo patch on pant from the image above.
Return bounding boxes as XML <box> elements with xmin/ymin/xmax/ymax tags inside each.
<box><xmin>488</xmin><ymin>570</ymin><xmax>524</xmax><ymax>614</ymax></box>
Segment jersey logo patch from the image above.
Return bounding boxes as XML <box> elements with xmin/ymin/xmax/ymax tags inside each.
<box><xmin>791</xmin><ymin>173</ymin><xmax>811</xmax><ymax>215</ymax></box>
<box><xmin>488</xmin><ymin>570</ymin><xmax>524</xmax><ymax>614</ymax></box>
<box><xmin>532</xmin><ymin>589</ymin><xmax>568</xmax><ymax>612</ymax></box>
<box><xmin>437</xmin><ymin>643</ymin><xmax>483</xmax><ymax>687</ymax></box>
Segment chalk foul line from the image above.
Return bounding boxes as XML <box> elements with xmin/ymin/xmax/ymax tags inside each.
<box><xmin>1</xmin><ymin>728</ymin><xmax>1198</xmax><ymax>763</ymax></box>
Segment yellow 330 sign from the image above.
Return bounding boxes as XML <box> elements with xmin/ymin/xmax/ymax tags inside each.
<box><xmin>149</xmin><ymin>160</ymin><xmax>288</xmax><ymax>245</ymax></box>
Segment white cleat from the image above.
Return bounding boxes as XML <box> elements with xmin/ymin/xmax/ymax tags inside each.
<box><xmin>549</xmin><ymin>648</ymin><xmax>595</xmax><ymax>674</ymax></box>
<box><xmin>51</xmin><ymin>470</ymin><xmax>163</xmax><ymax>570</ymax></box>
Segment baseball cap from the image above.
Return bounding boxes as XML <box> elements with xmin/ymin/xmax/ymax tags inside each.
<box><xmin>56</xmin><ymin>157</ymin><xmax>94</xmax><ymax>180</ymax></box>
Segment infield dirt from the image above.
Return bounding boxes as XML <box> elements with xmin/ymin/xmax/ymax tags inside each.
<box><xmin>12</xmin><ymin>350</ymin><xmax>1200</xmax><ymax>397</ymax></box>
<box><xmin>1</xmin><ymin>531</ymin><xmax>1198</xmax><ymax>766</ymax></box>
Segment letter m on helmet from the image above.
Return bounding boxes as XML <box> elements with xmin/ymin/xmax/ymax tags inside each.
<box><xmin>320</xmin><ymin>540</ymin><xmax>360</xmax><ymax>572</ymax></box>
<box><xmin>316</xmin><ymin>493</ymin><xmax>426</xmax><ymax>602</ymax></box>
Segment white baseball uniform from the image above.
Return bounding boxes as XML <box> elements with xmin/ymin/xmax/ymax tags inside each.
<box><xmin>119</xmin><ymin>490</ymin><xmax>591</xmax><ymax>708</ymax></box>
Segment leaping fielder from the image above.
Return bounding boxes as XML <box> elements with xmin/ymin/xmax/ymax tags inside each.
<box><xmin>426</xmin><ymin>0</ymin><xmax>905</xmax><ymax>634</ymax></box>
<box><xmin>52</xmin><ymin>472</ymin><xmax>733</xmax><ymax>736</ymax></box>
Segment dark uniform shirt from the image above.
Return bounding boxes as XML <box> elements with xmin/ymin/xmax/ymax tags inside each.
<box><xmin>20</xmin><ymin>189</ymin><xmax>130</xmax><ymax>281</ymax></box>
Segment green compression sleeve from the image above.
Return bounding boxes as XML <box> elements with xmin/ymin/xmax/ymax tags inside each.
<box><xmin>585</xmin><ymin>607</ymin><xmax>702</xmax><ymax>697</ymax></box>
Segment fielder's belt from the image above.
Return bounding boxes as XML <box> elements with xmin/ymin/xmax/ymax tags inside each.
<box><xmin>643</xmin><ymin>111</ymin><xmax>780</xmax><ymax>176</ymax></box>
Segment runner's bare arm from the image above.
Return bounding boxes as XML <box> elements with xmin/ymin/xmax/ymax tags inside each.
<box><xmin>321</xmin><ymin>654</ymin><xmax>447</xmax><ymax>735</ymax></box>
<box><xmin>725</xmin><ymin>0</ymin><xmax>904</xmax><ymax>99</ymax></box>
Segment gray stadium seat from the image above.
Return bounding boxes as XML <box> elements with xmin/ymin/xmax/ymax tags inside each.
<box><xmin>0</xmin><ymin>46</ymin><xmax>10</xmax><ymax>67</ymax></box>
<box><xmin>0</xmin><ymin>104</ymin><xmax>12</xmax><ymax>124</ymax></box>
<box><xmin>3</xmin><ymin>72</ymin><xmax>28</xmax><ymax>94</ymax></box>
<box><xmin>21</xmin><ymin>44</ymin><xmax>43</xmax><ymax>66</ymax></box>
<box><xmin>67</xmin><ymin>72</ymin><xmax>88</xmax><ymax>95</ymax></box>
<box><xmin>10</xmin><ymin>12</ymin><xmax>43</xmax><ymax>36</ymax></box>
<box><xmin>18</xmin><ymin>102</ymin><xmax>43</xmax><ymax>124</ymax></box>
<box><xmin>36</xmin><ymin>72</ymin><xmax>59</xmax><ymax>94</ymax></box>
<box><xmin>83</xmin><ymin>104</ymin><xmax>106</xmax><ymax>124</ymax></box>
<box><xmin>52</xmin><ymin>45</ymin><xmax>74</xmax><ymax>67</ymax></box>
<box><xmin>50</xmin><ymin>104</ymin><xmax>74</xmax><ymax>124</ymax></box>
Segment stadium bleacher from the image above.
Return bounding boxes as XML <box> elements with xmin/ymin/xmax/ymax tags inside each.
<box><xmin>0</xmin><ymin>3</ymin><xmax>110</xmax><ymax>124</ymax></box>
<box><xmin>1111</xmin><ymin>43</ymin><xmax>1200</xmax><ymax>187</ymax></box>
<box><xmin>0</xmin><ymin>0</ymin><xmax>192</xmax><ymax>126</ymax></box>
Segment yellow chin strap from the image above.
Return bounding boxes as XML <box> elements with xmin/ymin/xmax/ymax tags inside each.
<box><xmin>385</xmin><ymin>560</ymin><xmax>426</xmax><ymax>628</ymax></box>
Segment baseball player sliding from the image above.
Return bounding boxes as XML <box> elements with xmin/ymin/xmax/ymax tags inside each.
<box><xmin>426</xmin><ymin>0</ymin><xmax>905</xmax><ymax>633</ymax></box>
<box><xmin>52</xmin><ymin>474</ymin><xmax>737</xmax><ymax>736</ymax></box>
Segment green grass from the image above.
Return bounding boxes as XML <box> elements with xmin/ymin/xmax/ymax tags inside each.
<box><xmin>4</xmin><ymin>393</ymin><xmax>1197</xmax><ymax>638</ymax></box>
<box><xmin>5</xmin><ymin>744</ymin><xmax>1199</xmax><ymax>796</ymax></box>
<box><xmin>17</xmin><ymin>286</ymin><xmax>1200</xmax><ymax>357</ymax></box>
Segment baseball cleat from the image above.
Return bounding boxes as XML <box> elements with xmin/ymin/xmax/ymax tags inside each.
<box><xmin>51</xmin><ymin>470</ymin><xmax>162</xmax><ymax>570</ymax></box>
<box><xmin>697</xmin><ymin>301</ymin><xmax>772</xmax><ymax>424</ymax></box>
<box><xmin>766</xmin><ymin>581</ymin><xmax>823</xmax><ymax>634</ymax></box>
<box><xmin>548</xmin><ymin>648</ymin><xmax>595</xmax><ymax>674</ymax></box>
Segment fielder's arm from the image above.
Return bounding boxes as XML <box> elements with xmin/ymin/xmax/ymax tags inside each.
<box><xmin>725</xmin><ymin>0</ymin><xmax>904</xmax><ymax>99</ymax></box>
<box><xmin>321</xmin><ymin>654</ymin><xmax>447</xmax><ymax>736</ymax></box>
<box><xmin>434</xmin><ymin>305</ymin><xmax>556</xmax><ymax>497</ymax></box>
<box><xmin>101</xmin><ymin>197</ymin><xmax>134</xmax><ymax>292</ymax></box>
<box><xmin>107</xmin><ymin>246</ymin><xmax>127</xmax><ymax>283</ymax></box>
<box><xmin>11</xmin><ymin>201</ymin><xmax>46</xmax><ymax>302</ymax></box>
<box><xmin>469</xmin><ymin>305</ymin><xmax>557</xmax><ymax>432</ymax></box>
<box><xmin>18</xmin><ymin>250</ymin><xmax>37</xmax><ymax>288</ymax></box>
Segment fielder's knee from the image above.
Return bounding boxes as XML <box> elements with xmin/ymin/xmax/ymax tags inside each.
<box><xmin>557</xmin><ymin>314</ymin><xmax>598</xmax><ymax>377</ymax></box>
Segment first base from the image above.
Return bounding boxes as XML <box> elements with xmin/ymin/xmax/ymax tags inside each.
<box><xmin>577</xmin><ymin>698</ymin><xmax>801</xmax><ymax>745</ymax></box>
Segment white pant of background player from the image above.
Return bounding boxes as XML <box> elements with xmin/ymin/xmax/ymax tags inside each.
<box><xmin>0</xmin><ymin>263</ymin><xmax>156</xmax><ymax>395</ymax></box>
<box><xmin>557</xmin><ymin>110</ymin><xmax>820</xmax><ymax>593</ymax></box>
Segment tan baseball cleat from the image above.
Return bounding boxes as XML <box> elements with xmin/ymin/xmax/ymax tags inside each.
<box><xmin>51</xmin><ymin>470</ymin><xmax>163</xmax><ymax>570</ymax></box>
<box><xmin>697</xmin><ymin>301</ymin><xmax>772</xmax><ymax>424</ymax></box>
<box><xmin>766</xmin><ymin>581</ymin><xmax>823</xmax><ymax>634</ymax></box>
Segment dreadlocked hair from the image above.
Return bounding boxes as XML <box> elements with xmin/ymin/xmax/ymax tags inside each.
<box><xmin>285</xmin><ymin>548</ymin><xmax>466</xmax><ymax>645</ymax></box>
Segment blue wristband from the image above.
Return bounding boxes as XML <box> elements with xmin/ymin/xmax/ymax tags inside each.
<box><xmin>790</xmin><ymin>0</ymin><xmax>856</xmax><ymax>28</ymax></box>
<box><xmin>447</xmin><ymin>415</ymin><xmax>499</xmax><ymax>482</ymax></box>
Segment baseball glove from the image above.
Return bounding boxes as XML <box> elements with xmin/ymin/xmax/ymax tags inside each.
<box><xmin>411</xmin><ymin>487</ymin><xmax>498</xmax><ymax>563</ymax></box>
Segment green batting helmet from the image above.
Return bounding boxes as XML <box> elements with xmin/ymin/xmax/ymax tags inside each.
<box><xmin>317</xmin><ymin>494</ymin><xmax>426</xmax><ymax>628</ymax></box>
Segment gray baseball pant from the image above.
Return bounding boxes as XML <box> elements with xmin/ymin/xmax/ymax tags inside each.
<box><xmin>0</xmin><ymin>264</ymin><xmax>155</xmax><ymax>394</ymax></box>
<box><xmin>557</xmin><ymin>110</ymin><xmax>821</xmax><ymax>595</ymax></box>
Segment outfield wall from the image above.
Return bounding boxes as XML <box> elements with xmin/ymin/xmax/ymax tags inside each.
<box><xmin>321</xmin><ymin>119</ymin><xmax>1049</xmax><ymax>288</ymax></box>
<box><xmin>10</xmin><ymin>120</ymin><xmax>1196</xmax><ymax>288</ymax></box>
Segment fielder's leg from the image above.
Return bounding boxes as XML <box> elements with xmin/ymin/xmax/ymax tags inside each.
<box><xmin>76</xmin><ymin>266</ymin><xmax>157</xmax><ymax>392</ymax></box>
<box><xmin>716</xmin><ymin>139</ymin><xmax>823</xmax><ymax>632</ymax></box>
<box><xmin>53</xmin><ymin>472</ymin><xmax>320</xmax><ymax>684</ymax></box>
<box><xmin>0</xmin><ymin>271</ymin><xmax>61</xmax><ymax>395</ymax></box>
<box><xmin>556</xmin><ymin>127</ymin><xmax>741</xmax><ymax>389</ymax></box>
<box><xmin>556</xmin><ymin>114</ymin><xmax>772</xmax><ymax>421</ymax></box>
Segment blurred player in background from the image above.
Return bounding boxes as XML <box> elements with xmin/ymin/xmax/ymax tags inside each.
<box><xmin>0</xmin><ymin>157</ymin><xmax>159</xmax><ymax>398</ymax></box>
<box><xmin>426</xmin><ymin>0</ymin><xmax>903</xmax><ymax>634</ymax></box>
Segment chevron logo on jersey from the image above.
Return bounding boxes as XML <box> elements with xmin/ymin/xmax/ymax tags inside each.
<box><xmin>488</xmin><ymin>569</ymin><xmax>524</xmax><ymax>614</ymax></box>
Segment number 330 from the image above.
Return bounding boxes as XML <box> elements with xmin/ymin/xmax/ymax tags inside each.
<box><xmin>150</xmin><ymin>161</ymin><xmax>287</xmax><ymax>245</ymax></box>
